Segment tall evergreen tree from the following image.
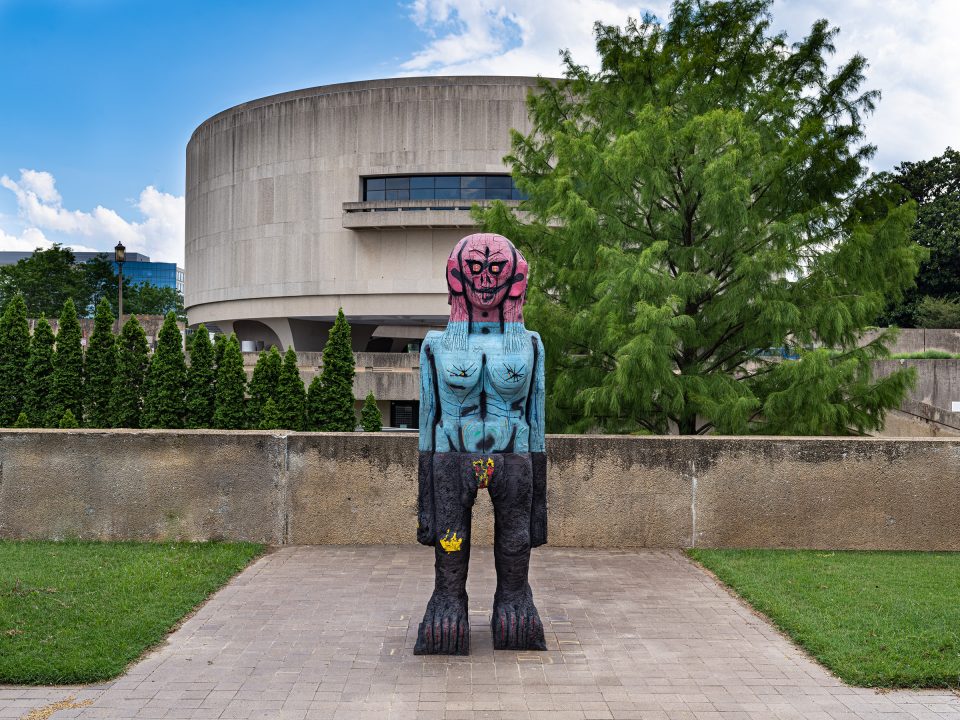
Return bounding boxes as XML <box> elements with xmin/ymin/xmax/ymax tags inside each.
<box><xmin>185</xmin><ymin>324</ymin><xmax>216</xmax><ymax>428</ymax></box>
<box><xmin>311</xmin><ymin>308</ymin><xmax>356</xmax><ymax>431</ymax></box>
<box><xmin>213</xmin><ymin>333</ymin><xmax>247</xmax><ymax>429</ymax></box>
<box><xmin>213</xmin><ymin>333</ymin><xmax>227</xmax><ymax>371</ymax></box>
<box><xmin>0</xmin><ymin>294</ymin><xmax>30</xmax><ymax>425</ymax></box>
<box><xmin>58</xmin><ymin>409</ymin><xmax>79</xmax><ymax>428</ymax></box>
<box><xmin>306</xmin><ymin>375</ymin><xmax>323</xmax><ymax>432</ymax></box>
<box><xmin>49</xmin><ymin>298</ymin><xmax>84</xmax><ymax>426</ymax></box>
<box><xmin>141</xmin><ymin>311</ymin><xmax>186</xmax><ymax>428</ymax></box>
<box><xmin>480</xmin><ymin>2</ymin><xmax>921</xmax><ymax>435</ymax></box>
<box><xmin>24</xmin><ymin>314</ymin><xmax>55</xmax><ymax>427</ymax></box>
<box><xmin>110</xmin><ymin>316</ymin><xmax>149</xmax><ymax>428</ymax></box>
<box><xmin>360</xmin><ymin>392</ymin><xmax>383</xmax><ymax>432</ymax></box>
<box><xmin>276</xmin><ymin>346</ymin><xmax>306</xmax><ymax>430</ymax></box>
<box><xmin>258</xmin><ymin>397</ymin><xmax>282</xmax><ymax>430</ymax></box>
<box><xmin>246</xmin><ymin>346</ymin><xmax>281</xmax><ymax>427</ymax></box>
<box><xmin>84</xmin><ymin>298</ymin><xmax>116</xmax><ymax>428</ymax></box>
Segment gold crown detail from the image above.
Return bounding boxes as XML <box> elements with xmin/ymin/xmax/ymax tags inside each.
<box><xmin>439</xmin><ymin>529</ymin><xmax>463</xmax><ymax>553</ymax></box>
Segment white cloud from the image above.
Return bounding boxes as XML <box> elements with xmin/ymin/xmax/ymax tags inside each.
<box><xmin>774</xmin><ymin>0</ymin><xmax>960</xmax><ymax>169</ymax></box>
<box><xmin>401</xmin><ymin>0</ymin><xmax>661</xmax><ymax>76</ymax></box>
<box><xmin>18</xmin><ymin>170</ymin><xmax>60</xmax><ymax>205</ymax></box>
<box><xmin>401</xmin><ymin>0</ymin><xmax>960</xmax><ymax>169</ymax></box>
<box><xmin>0</xmin><ymin>169</ymin><xmax>184</xmax><ymax>265</ymax></box>
<box><xmin>0</xmin><ymin>225</ymin><xmax>100</xmax><ymax>253</ymax></box>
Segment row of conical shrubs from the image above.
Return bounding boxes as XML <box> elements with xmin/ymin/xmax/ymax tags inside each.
<box><xmin>0</xmin><ymin>294</ymin><xmax>382</xmax><ymax>431</ymax></box>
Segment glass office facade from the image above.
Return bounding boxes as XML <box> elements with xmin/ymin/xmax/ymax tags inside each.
<box><xmin>113</xmin><ymin>261</ymin><xmax>184</xmax><ymax>293</ymax></box>
<box><xmin>363</xmin><ymin>175</ymin><xmax>527</xmax><ymax>202</ymax></box>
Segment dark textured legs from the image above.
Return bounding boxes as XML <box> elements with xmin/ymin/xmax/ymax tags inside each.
<box><xmin>414</xmin><ymin>454</ymin><xmax>475</xmax><ymax>655</ymax></box>
<box><xmin>414</xmin><ymin>540</ymin><xmax>471</xmax><ymax>655</ymax></box>
<box><xmin>489</xmin><ymin>454</ymin><xmax>546</xmax><ymax>651</ymax></box>
<box><xmin>415</xmin><ymin>452</ymin><xmax>545</xmax><ymax>654</ymax></box>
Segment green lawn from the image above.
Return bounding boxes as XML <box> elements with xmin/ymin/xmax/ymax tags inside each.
<box><xmin>687</xmin><ymin>549</ymin><xmax>960</xmax><ymax>688</ymax></box>
<box><xmin>0</xmin><ymin>541</ymin><xmax>263</xmax><ymax>684</ymax></box>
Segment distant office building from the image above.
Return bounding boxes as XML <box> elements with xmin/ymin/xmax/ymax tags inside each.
<box><xmin>114</xmin><ymin>259</ymin><xmax>185</xmax><ymax>294</ymax></box>
<box><xmin>0</xmin><ymin>250</ymin><xmax>185</xmax><ymax>294</ymax></box>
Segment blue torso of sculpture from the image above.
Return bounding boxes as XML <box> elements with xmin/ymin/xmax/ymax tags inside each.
<box><xmin>420</xmin><ymin>324</ymin><xmax>545</xmax><ymax>454</ymax></box>
<box><xmin>415</xmin><ymin>233</ymin><xmax>547</xmax><ymax>655</ymax></box>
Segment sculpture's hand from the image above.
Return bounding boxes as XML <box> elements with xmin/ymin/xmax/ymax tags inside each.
<box><xmin>531</xmin><ymin>451</ymin><xmax>547</xmax><ymax>547</ymax></box>
<box><xmin>417</xmin><ymin>451</ymin><xmax>436</xmax><ymax>546</ymax></box>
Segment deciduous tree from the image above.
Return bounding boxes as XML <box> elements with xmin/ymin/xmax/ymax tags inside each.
<box><xmin>0</xmin><ymin>245</ymin><xmax>87</xmax><ymax>317</ymax></box>
<box><xmin>878</xmin><ymin>147</ymin><xmax>960</xmax><ymax>327</ymax></box>
<box><xmin>127</xmin><ymin>283</ymin><xmax>185</xmax><ymax>319</ymax></box>
<box><xmin>82</xmin><ymin>254</ymin><xmax>126</xmax><ymax>316</ymax></box>
<box><xmin>480</xmin><ymin>0</ymin><xmax>921</xmax><ymax>435</ymax></box>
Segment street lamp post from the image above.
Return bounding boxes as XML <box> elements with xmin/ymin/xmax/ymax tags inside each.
<box><xmin>114</xmin><ymin>241</ymin><xmax>126</xmax><ymax>324</ymax></box>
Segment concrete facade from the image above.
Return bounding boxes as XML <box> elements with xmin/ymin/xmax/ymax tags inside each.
<box><xmin>2</xmin><ymin>431</ymin><xmax>958</xmax><ymax>550</ymax></box>
<box><xmin>185</xmin><ymin>76</ymin><xmax>539</xmax><ymax>352</ymax></box>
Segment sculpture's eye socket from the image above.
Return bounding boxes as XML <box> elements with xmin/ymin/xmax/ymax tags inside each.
<box><xmin>470</xmin><ymin>262</ymin><xmax>483</xmax><ymax>274</ymax></box>
<box><xmin>489</xmin><ymin>263</ymin><xmax>503</xmax><ymax>275</ymax></box>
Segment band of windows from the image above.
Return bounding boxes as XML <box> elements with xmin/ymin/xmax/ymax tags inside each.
<box><xmin>363</xmin><ymin>175</ymin><xmax>527</xmax><ymax>201</ymax></box>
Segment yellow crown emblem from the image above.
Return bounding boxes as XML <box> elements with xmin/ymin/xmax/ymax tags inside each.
<box><xmin>439</xmin><ymin>529</ymin><xmax>463</xmax><ymax>553</ymax></box>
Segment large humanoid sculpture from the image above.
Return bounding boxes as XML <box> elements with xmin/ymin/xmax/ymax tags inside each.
<box><xmin>415</xmin><ymin>233</ymin><xmax>547</xmax><ymax>655</ymax></box>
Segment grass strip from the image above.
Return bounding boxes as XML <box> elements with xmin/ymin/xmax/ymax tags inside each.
<box><xmin>687</xmin><ymin>549</ymin><xmax>960</xmax><ymax>688</ymax></box>
<box><xmin>0</xmin><ymin>540</ymin><xmax>263</xmax><ymax>684</ymax></box>
<box><xmin>890</xmin><ymin>350</ymin><xmax>960</xmax><ymax>359</ymax></box>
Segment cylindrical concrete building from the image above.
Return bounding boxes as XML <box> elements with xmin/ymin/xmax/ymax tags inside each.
<box><xmin>185</xmin><ymin>76</ymin><xmax>539</xmax><ymax>353</ymax></box>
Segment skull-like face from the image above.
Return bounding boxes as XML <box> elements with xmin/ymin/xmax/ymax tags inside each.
<box><xmin>460</xmin><ymin>234</ymin><xmax>517</xmax><ymax>309</ymax></box>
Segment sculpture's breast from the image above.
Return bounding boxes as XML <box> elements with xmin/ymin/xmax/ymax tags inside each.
<box><xmin>439</xmin><ymin>355</ymin><xmax>483</xmax><ymax>398</ymax></box>
<box><xmin>487</xmin><ymin>354</ymin><xmax>533</xmax><ymax>402</ymax></box>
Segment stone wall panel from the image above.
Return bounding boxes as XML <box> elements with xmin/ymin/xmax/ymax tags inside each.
<box><xmin>2</xmin><ymin>431</ymin><xmax>958</xmax><ymax>549</ymax></box>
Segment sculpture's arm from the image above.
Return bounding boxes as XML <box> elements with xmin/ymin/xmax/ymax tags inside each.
<box><xmin>417</xmin><ymin>340</ymin><xmax>438</xmax><ymax>545</ymax></box>
<box><xmin>528</xmin><ymin>332</ymin><xmax>548</xmax><ymax>547</ymax></box>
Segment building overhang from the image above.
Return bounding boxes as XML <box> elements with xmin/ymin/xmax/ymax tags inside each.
<box><xmin>342</xmin><ymin>199</ymin><xmax>520</xmax><ymax>230</ymax></box>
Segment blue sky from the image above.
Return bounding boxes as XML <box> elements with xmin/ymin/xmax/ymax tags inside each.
<box><xmin>1</xmin><ymin>0</ymin><xmax>958</xmax><ymax>265</ymax></box>
<box><xmin>0</xmin><ymin>0</ymin><xmax>422</xmax><ymax>214</ymax></box>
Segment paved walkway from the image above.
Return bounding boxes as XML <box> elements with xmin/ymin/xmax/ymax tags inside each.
<box><xmin>3</xmin><ymin>546</ymin><xmax>959</xmax><ymax>720</ymax></box>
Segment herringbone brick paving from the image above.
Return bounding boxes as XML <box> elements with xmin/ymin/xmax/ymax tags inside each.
<box><xmin>3</xmin><ymin>545</ymin><xmax>959</xmax><ymax>719</ymax></box>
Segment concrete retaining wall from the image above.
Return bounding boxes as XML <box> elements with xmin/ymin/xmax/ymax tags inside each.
<box><xmin>861</xmin><ymin>328</ymin><xmax>960</xmax><ymax>355</ymax></box>
<box><xmin>1</xmin><ymin>432</ymin><xmax>958</xmax><ymax>550</ymax></box>
<box><xmin>874</xmin><ymin>359</ymin><xmax>960</xmax><ymax>414</ymax></box>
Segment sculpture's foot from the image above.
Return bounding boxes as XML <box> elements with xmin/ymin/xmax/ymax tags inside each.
<box><xmin>491</xmin><ymin>590</ymin><xmax>546</xmax><ymax>651</ymax></box>
<box><xmin>414</xmin><ymin>592</ymin><xmax>470</xmax><ymax>655</ymax></box>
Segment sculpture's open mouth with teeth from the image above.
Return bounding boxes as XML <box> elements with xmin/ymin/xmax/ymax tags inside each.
<box><xmin>469</xmin><ymin>280</ymin><xmax>508</xmax><ymax>307</ymax></box>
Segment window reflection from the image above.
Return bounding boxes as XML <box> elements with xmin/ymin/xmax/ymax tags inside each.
<box><xmin>362</xmin><ymin>175</ymin><xmax>527</xmax><ymax>201</ymax></box>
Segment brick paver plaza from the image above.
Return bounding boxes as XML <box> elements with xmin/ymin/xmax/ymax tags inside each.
<box><xmin>3</xmin><ymin>546</ymin><xmax>959</xmax><ymax>720</ymax></box>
